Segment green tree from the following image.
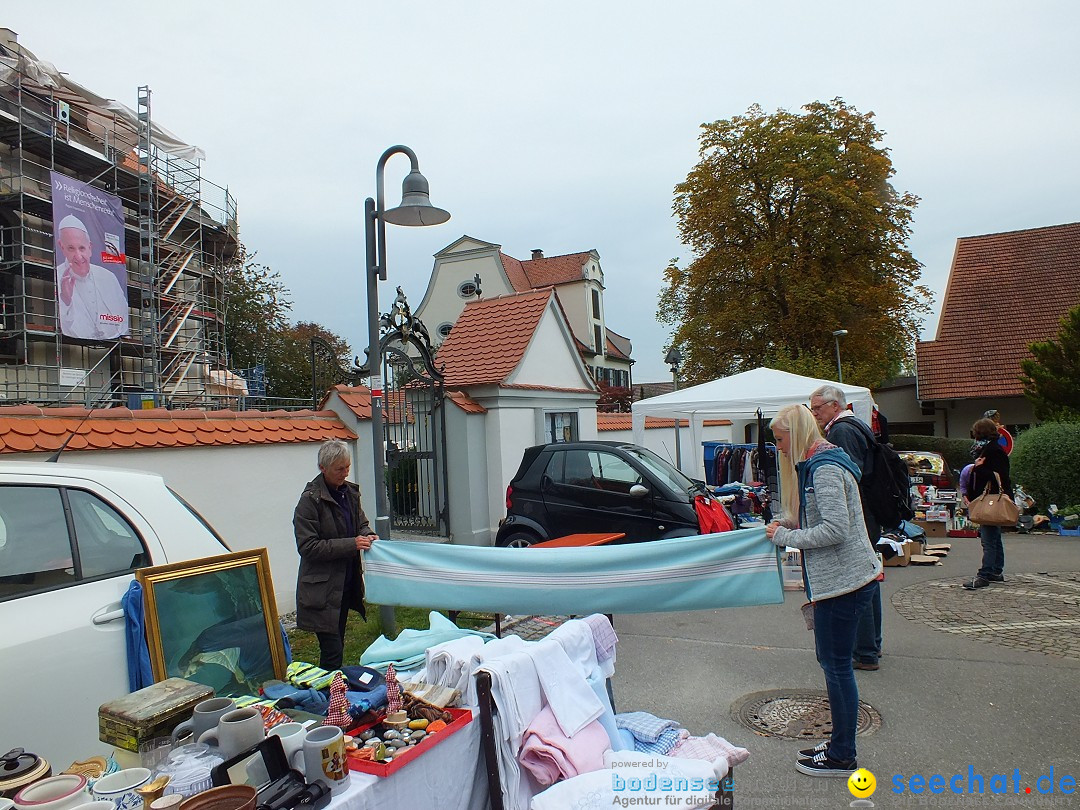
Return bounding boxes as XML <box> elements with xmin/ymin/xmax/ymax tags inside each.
<box><xmin>659</xmin><ymin>98</ymin><xmax>931</xmax><ymax>387</ymax></box>
<box><xmin>222</xmin><ymin>246</ymin><xmax>351</xmax><ymax>401</ymax></box>
<box><xmin>1020</xmin><ymin>304</ymin><xmax>1080</xmax><ymax>422</ymax></box>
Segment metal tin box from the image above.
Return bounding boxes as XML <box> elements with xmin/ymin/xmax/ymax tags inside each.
<box><xmin>98</xmin><ymin>678</ymin><xmax>215</xmax><ymax>752</ymax></box>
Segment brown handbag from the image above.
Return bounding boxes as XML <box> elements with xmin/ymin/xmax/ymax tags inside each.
<box><xmin>967</xmin><ymin>472</ymin><xmax>1020</xmax><ymax>526</ymax></box>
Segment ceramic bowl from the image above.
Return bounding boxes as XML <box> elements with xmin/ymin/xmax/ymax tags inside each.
<box><xmin>177</xmin><ymin>786</ymin><xmax>255</xmax><ymax>810</ymax></box>
<box><xmin>90</xmin><ymin>769</ymin><xmax>151</xmax><ymax>810</ymax></box>
<box><xmin>68</xmin><ymin>801</ymin><xmax>116</xmax><ymax>810</ymax></box>
<box><xmin>12</xmin><ymin>774</ymin><xmax>88</xmax><ymax>810</ymax></box>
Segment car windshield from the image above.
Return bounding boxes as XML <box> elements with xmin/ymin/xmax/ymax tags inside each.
<box><xmin>621</xmin><ymin>445</ymin><xmax>700</xmax><ymax>494</ymax></box>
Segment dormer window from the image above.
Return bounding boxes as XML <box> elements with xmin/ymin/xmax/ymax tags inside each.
<box><xmin>457</xmin><ymin>281</ymin><xmax>478</xmax><ymax>298</ymax></box>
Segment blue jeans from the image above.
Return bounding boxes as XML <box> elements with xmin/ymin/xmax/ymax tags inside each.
<box><xmin>813</xmin><ymin>580</ymin><xmax>878</xmax><ymax>763</ymax></box>
<box><xmin>854</xmin><ymin>585</ymin><xmax>882</xmax><ymax>664</ymax></box>
<box><xmin>977</xmin><ymin>525</ymin><xmax>1005</xmax><ymax>579</ymax></box>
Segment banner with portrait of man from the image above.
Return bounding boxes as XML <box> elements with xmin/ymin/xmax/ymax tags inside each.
<box><xmin>51</xmin><ymin>171</ymin><xmax>129</xmax><ymax>340</ymax></box>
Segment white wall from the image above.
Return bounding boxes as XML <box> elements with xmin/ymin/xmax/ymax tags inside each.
<box><xmin>601</xmin><ymin>422</ymin><xmax>734</xmax><ymax>472</ymax></box>
<box><xmin>443</xmin><ymin>404</ymin><xmax>490</xmax><ymax>546</ymax></box>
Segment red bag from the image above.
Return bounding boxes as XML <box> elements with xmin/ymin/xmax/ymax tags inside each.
<box><xmin>694</xmin><ymin>495</ymin><xmax>734</xmax><ymax>534</ymax></box>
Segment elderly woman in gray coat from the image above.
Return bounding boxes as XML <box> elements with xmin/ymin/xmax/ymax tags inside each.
<box><xmin>293</xmin><ymin>440</ymin><xmax>378</xmax><ymax>670</ymax></box>
<box><xmin>765</xmin><ymin>404</ymin><xmax>882</xmax><ymax>779</ymax></box>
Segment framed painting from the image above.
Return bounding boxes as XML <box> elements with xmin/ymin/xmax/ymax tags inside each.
<box><xmin>136</xmin><ymin>548</ymin><xmax>286</xmax><ymax>696</ymax></box>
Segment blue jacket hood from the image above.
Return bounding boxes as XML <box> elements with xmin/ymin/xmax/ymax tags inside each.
<box><xmin>798</xmin><ymin>446</ymin><xmax>862</xmax><ymax>483</ymax></box>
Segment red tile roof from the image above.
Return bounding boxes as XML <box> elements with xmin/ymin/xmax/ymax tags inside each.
<box><xmin>520</xmin><ymin>252</ymin><xmax>594</xmax><ymax>288</ymax></box>
<box><xmin>437</xmin><ymin>290</ymin><xmax>555</xmax><ymax>386</ymax></box>
<box><xmin>916</xmin><ymin>222</ymin><xmax>1080</xmax><ymax>400</ymax></box>
<box><xmin>499</xmin><ymin>252</ymin><xmax>532</xmax><ymax>293</ymax></box>
<box><xmin>596</xmin><ymin>414</ymin><xmax>732</xmax><ymax>431</ymax></box>
<box><xmin>0</xmin><ymin>406</ymin><xmax>355</xmax><ymax>454</ymax></box>
<box><xmin>327</xmin><ymin>384</ymin><xmax>486</xmax><ymax>417</ymax></box>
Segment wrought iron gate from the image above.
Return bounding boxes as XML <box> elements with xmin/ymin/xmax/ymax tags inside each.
<box><xmin>378</xmin><ymin>295</ymin><xmax>448</xmax><ymax>536</ymax></box>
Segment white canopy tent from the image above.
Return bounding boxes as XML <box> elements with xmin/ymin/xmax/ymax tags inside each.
<box><xmin>632</xmin><ymin>367</ymin><xmax>874</xmax><ymax>475</ymax></box>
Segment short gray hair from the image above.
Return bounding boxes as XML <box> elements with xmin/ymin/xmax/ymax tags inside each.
<box><xmin>317</xmin><ymin>439</ymin><xmax>351</xmax><ymax>470</ymax></box>
<box><xmin>811</xmin><ymin>384</ymin><xmax>847</xmax><ymax>408</ymax></box>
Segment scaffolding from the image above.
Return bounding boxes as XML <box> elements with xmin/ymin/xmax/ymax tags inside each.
<box><xmin>0</xmin><ymin>34</ymin><xmax>239</xmax><ymax>409</ymax></box>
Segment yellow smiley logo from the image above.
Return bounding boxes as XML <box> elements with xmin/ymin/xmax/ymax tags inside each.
<box><xmin>848</xmin><ymin>767</ymin><xmax>876</xmax><ymax>798</ymax></box>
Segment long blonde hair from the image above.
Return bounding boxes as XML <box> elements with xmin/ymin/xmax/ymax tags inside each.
<box><xmin>770</xmin><ymin>404</ymin><xmax>825</xmax><ymax>524</ymax></box>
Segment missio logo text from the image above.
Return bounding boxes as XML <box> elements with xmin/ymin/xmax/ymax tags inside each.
<box><xmin>100</xmin><ymin>314</ymin><xmax>124</xmax><ymax>322</ymax></box>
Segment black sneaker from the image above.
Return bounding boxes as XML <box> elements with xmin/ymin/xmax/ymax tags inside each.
<box><xmin>795</xmin><ymin>750</ymin><xmax>857</xmax><ymax>777</ymax></box>
<box><xmin>962</xmin><ymin>576</ymin><xmax>990</xmax><ymax>590</ymax></box>
<box><xmin>985</xmin><ymin>574</ymin><xmax>1006</xmax><ymax>582</ymax></box>
<box><xmin>799</xmin><ymin>740</ymin><xmax>829</xmax><ymax>758</ymax></box>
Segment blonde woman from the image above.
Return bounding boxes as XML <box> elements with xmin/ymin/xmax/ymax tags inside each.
<box><xmin>764</xmin><ymin>404</ymin><xmax>882</xmax><ymax>777</ymax></box>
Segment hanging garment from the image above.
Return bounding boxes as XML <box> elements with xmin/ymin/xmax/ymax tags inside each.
<box><xmin>695</xmin><ymin>494</ymin><xmax>735</xmax><ymax>533</ymax></box>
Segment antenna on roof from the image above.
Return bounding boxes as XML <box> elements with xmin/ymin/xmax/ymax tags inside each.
<box><xmin>46</xmin><ymin>409</ymin><xmax>95</xmax><ymax>462</ymax></box>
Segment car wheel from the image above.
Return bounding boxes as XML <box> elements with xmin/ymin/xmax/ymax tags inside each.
<box><xmin>497</xmin><ymin>530</ymin><xmax>540</xmax><ymax>548</ymax></box>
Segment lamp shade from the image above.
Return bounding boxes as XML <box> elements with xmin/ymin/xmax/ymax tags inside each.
<box><xmin>383</xmin><ymin>169</ymin><xmax>451</xmax><ymax>227</ymax></box>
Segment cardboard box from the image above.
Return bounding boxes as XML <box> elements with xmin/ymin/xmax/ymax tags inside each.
<box><xmin>882</xmin><ymin>541</ymin><xmax>911</xmax><ymax>567</ymax></box>
<box><xmin>914</xmin><ymin>519</ymin><xmax>948</xmax><ymax>538</ymax></box>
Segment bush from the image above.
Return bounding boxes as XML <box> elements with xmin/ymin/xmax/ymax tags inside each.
<box><xmin>1011</xmin><ymin>423</ymin><xmax>1080</xmax><ymax>510</ymax></box>
<box><xmin>890</xmin><ymin>434</ymin><xmax>973</xmax><ymax>476</ymax></box>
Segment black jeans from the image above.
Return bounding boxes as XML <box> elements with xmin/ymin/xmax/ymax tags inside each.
<box><xmin>316</xmin><ymin>595</ymin><xmax>354</xmax><ymax>671</ymax></box>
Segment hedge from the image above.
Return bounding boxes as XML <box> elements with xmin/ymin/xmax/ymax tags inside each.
<box><xmin>1011</xmin><ymin>423</ymin><xmax>1080</xmax><ymax>511</ymax></box>
<box><xmin>890</xmin><ymin>434</ymin><xmax>973</xmax><ymax>476</ymax></box>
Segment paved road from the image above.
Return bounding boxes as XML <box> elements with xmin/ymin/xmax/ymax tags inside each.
<box><xmin>607</xmin><ymin>532</ymin><xmax>1080</xmax><ymax>807</ymax></box>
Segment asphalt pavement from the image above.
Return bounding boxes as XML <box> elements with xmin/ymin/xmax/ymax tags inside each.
<box><xmin>607</xmin><ymin>531</ymin><xmax>1080</xmax><ymax>808</ymax></box>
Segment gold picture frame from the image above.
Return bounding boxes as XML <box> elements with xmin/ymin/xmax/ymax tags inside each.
<box><xmin>136</xmin><ymin>548</ymin><xmax>286</xmax><ymax>695</ymax></box>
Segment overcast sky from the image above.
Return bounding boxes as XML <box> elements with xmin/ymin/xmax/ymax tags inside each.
<box><xmin>8</xmin><ymin>2</ymin><xmax>1079</xmax><ymax>380</ymax></box>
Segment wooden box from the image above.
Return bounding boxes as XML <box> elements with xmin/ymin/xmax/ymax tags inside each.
<box><xmin>99</xmin><ymin>678</ymin><xmax>215</xmax><ymax>752</ymax></box>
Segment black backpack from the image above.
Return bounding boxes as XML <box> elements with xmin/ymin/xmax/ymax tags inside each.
<box><xmin>849</xmin><ymin>418</ymin><xmax>914</xmax><ymax>530</ymax></box>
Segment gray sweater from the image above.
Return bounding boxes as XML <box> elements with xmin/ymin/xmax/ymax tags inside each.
<box><xmin>771</xmin><ymin>451</ymin><xmax>882</xmax><ymax>601</ymax></box>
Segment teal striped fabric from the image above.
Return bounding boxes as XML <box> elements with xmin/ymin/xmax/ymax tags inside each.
<box><xmin>364</xmin><ymin>528</ymin><xmax>783</xmax><ymax>615</ymax></box>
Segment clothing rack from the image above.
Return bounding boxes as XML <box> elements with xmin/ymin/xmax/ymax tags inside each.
<box><xmin>474</xmin><ymin>670</ymin><xmax>735</xmax><ymax>809</ymax></box>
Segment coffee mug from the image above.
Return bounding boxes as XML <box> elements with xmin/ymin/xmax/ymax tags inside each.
<box><xmin>301</xmin><ymin>727</ymin><xmax>349</xmax><ymax>795</ymax></box>
<box><xmin>91</xmin><ymin>769</ymin><xmax>151</xmax><ymax>810</ymax></box>
<box><xmin>198</xmin><ymin>709</ymin><xmax>265</xmax><ymax>759</ymax></box>
<box><xmin>171</xmin><ymin>698</ymin><xmax>236</xmax><ymax>745</ymax></box>
<box><xmin>266</xmin><ymin>723</ymin><xmax>308</xmax><ymax>771</ymax></box>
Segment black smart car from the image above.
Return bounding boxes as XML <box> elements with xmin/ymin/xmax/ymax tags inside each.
<box><xmin>495</xmin><ymin>441</ymin><xmax>705</xmax><ymax>547</ymax></box>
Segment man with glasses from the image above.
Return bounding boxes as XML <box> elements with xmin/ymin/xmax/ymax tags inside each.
<box><xmin>809</xmin><ymin>385</ymin><xmax>883</xmax><ymax>672</ymax></box>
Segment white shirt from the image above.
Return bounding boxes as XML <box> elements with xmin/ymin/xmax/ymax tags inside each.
<box><xmin>57</xmin><ymin>262</ymin><xmax>129</xmax><ymax>340</ymax></box>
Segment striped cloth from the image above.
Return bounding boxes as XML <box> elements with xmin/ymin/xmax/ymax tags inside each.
<box><xmin>364</xmin><ymin>528</ymin><xmax>783</xmax><ymax>615</ymax></box>
<box><xmin>286</xmin><ymin>661</ymin><xmax>338</xmax><ymax>691</ymax></box>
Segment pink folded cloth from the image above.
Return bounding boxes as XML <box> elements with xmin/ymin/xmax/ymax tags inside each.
<box><xmin>669</xmin><ymin>733</ymin><xmax>750</xmax><ymax>767</ymax></box>
<box><xmin>520</xmin><ymin>705</ymin><xmax>611</xmax><ymax>786</ymax></box>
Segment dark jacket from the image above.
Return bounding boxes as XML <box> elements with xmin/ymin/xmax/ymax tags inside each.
<box><xmin>293</xmin><ymin>474</ymin><xmax>373</xmax><ymax>634</ymax></box>
<box><xmin>825</xmin><ymin>414</ymin><xmax>878</xmax><ymax>538</ymax></box>
<box><xmin>970</xmin><ymin>441</ymin><xmax>1013</xmax><ymax>499</ymax></box>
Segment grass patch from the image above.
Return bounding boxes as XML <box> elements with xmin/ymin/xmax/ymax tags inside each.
<box><xmin>286</xmin><ymin>604</ymin><xmax>495</xmax><ymax>667</ymax></box>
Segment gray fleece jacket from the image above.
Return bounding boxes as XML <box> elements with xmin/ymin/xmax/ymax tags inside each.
<box><xmin>771</xmin><ymin>445</ymin><xmax>882</xmax><ymax>601</ymax></box>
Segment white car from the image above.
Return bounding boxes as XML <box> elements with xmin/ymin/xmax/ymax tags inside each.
<box><xmin>0</xmin><ymin>461</ymin><xmax>230</xmax><ymax>769</ymax></box>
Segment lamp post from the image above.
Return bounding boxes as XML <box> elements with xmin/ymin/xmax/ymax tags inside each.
<box><xmin>365</xmin><ymin>146</ymin><xmax>450</xmax><ymax>633</ymax></box>
<box><xmin>832</xmin><ymin>329</ymin><xmax>848</xmax><ymax>384</ymax></box>
<box><xmin>664</xmin><ymin>347</ymin><xmax>683</xmax><ymax>470</ymax></box>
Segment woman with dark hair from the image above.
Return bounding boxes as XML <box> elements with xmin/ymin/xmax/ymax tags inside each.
<box><xmin>765</xmin><ymin>404</ymin><xmax>882</xmax><ymax>777</ymax></box>
<box><xmin>963</xmin><ymin>418</ymin><xmax>1013</xmax><ymax>590</ymax></box>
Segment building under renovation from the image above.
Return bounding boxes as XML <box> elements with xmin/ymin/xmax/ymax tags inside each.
<box><xmin>0</xmin><ymin>29</ymin><xmax>242</xmax><ymax>408</ymax></box>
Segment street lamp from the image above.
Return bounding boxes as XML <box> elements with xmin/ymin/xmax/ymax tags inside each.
<box><xmin>365</xmin><ymin>146</ymin><xmax>450</xmax><ymax>632</ymax></box>
<box><xmin>832</xmin><ymin>329</ymin><xmax>848</xmax><ymax>383</ymax></box>
<box><xmin>664</xmin><ymin>347</ymin><xmax>683</xmax><ymax>469</ymax></box>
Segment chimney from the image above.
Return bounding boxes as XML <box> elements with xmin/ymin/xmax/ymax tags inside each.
<box><xmin>531</xmin><ymin>249</ymin><xmax>544</xmax><ymax>260</ymax></box>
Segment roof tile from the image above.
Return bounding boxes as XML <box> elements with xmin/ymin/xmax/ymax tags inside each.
<box><xmin>0</xmin><ymin>406</ymin><xmax>357</xmax><ymax>455</ymax></box>
<box><xmin>916</xmin><ymin>222</ymin><xmax>1080</xmax><ymax>400</ymax></box>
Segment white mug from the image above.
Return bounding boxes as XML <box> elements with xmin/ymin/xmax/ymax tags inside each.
<box><xmin>91</xmin><ymin>769</ymin><xmax>151</xmax><ymax>810</ymax></box>
<box><xmin>198</xmin><ymin>708</ymin><xmax>265</xmax><ymax>759</ymax></box>
<box><xmin>267</xmin><ymin>723</ymin><xmax>308</xmax><ymax>771</ymax></box>
<box><xmin>301</xmin><ymin>726</ymin><xmax>349</xmax><ymax>795</ymax></box>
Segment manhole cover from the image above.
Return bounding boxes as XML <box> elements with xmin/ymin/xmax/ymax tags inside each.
<box><xmin>731</xmin><ymin>689</ymin><xmax>882</xmax><ymax>740</ymax></box>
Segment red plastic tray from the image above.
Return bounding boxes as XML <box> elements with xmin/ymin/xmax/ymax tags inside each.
<box><xmin>346</xmin><ymin>707</ymin><xmax>473</xmax><ymax>777</ymax></box>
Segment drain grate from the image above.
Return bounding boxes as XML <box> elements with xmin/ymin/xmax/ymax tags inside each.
<box><xmin>731</xmin><ymin>689</ymin><xmax>882</xmax><ymax>740</ymax></box>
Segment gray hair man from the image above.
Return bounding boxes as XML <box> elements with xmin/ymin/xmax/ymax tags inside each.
<box><xmin>292</xmin><ymin>439</ymin><xmax>378</xmax><ymax>669</ymax></box>
<box><xmin>809</xmin><ymin>384</ymin><xmax>883</xmax><ymax>672</ymax></box>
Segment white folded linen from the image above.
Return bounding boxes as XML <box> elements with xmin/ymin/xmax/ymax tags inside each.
<box><xmin>425</xmin><ymin>635</ymin><xmax>486</xmax><ymax>692</ymax></box>
<box><xmin>527</xmin><ymin>637</ymin><xmax>604</xmax><ymax>737</ymax></box>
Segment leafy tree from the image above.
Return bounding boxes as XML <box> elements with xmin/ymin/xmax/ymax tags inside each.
<box><xmin>659</xmin><ymin>98</ymin><xmax>931</xmax><ymax>387</ymax></box>
<box><xmin>1020</xmin><ymin>304</ymin><xmax>1080</xmax><ymax>422</ymax></box>
<box><xmin>596</xmin><ymin>382</ymin><xmax>632</xmax><ymax>412</ymax></box>
<box><xmin>1011</xmin><ymin>422</ymin><xmax>1080</xmax><ymax>509</ymax></box>
<box><xmin>222</xmin><ymin>246</ymin><xmax>351</xmax><ymax>401</ymax></box>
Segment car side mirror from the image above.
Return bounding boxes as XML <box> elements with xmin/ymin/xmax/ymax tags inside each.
<box><xmin>629</xmin><ymin>484</ymin><xmax>650</xmax><ymax>498</ymax></box>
